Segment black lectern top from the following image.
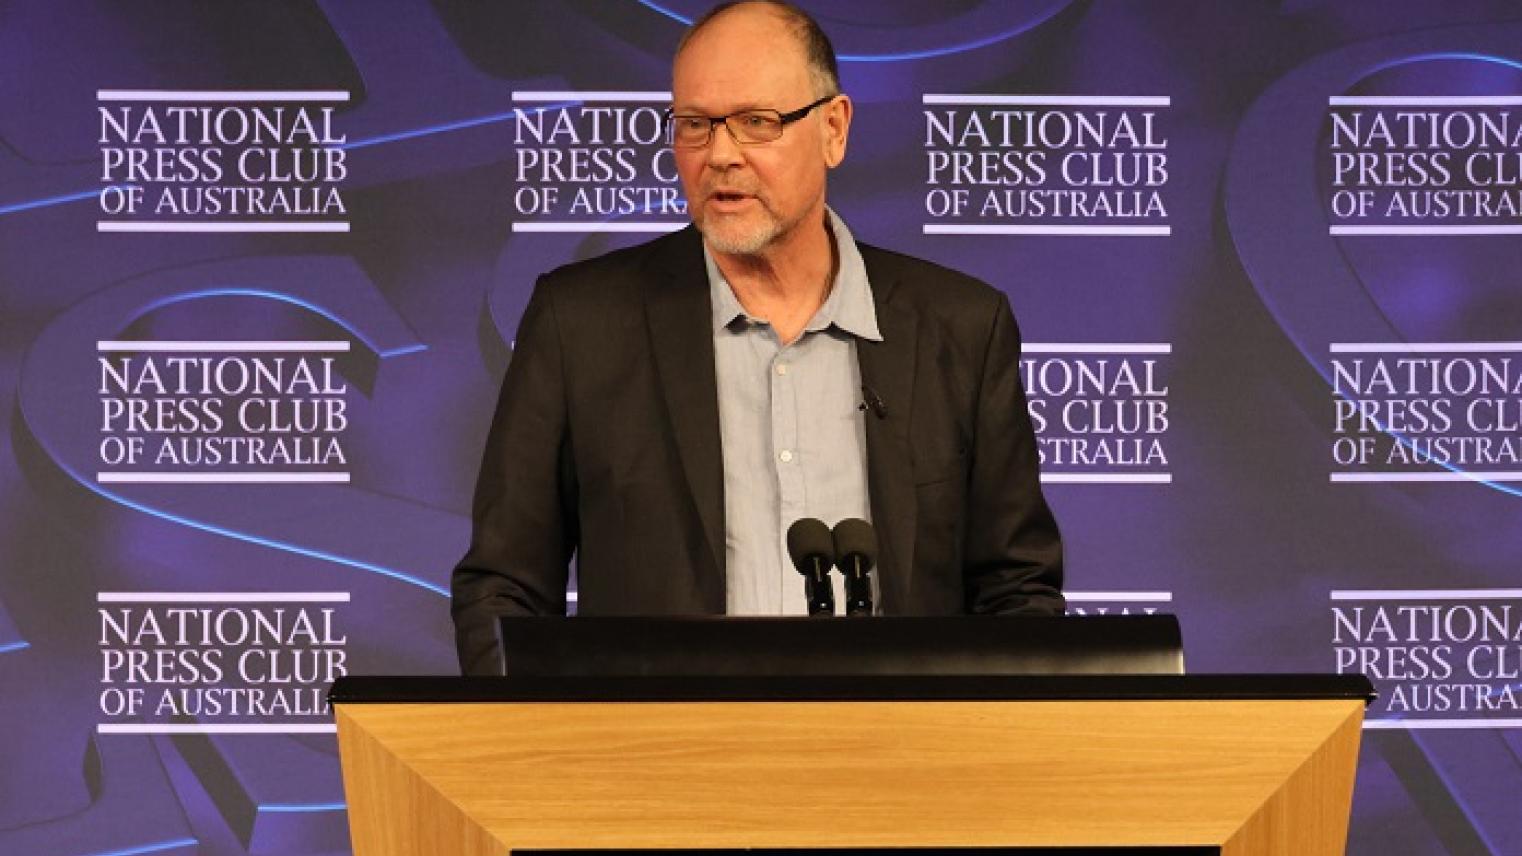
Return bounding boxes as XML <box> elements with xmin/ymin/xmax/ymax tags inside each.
<box><xmin>329</xmin><ymin>673</ymin><xmax>1375</xmax><ymax>705</ymax></box>
<box><xmin>329</xmin><ymin>615</ymin><xmax>1373</xmax><ymax>706</ymax></box>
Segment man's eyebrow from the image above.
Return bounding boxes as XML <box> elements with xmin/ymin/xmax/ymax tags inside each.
<box><xmin>671</xmin><ymin>102</ymin><xmax>770</xmax><ymax>115</ymax></box>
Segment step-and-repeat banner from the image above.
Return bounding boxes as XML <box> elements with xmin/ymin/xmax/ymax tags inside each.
<box><xmin>3</xmin><ymin>1</ymin><xmax>1521</xmax><ymax>853</ymax></box>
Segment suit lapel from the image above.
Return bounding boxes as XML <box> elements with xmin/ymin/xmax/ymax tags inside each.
<box><xmin>856</xmin><ymin>250</ymin><xmax>919</xmax><ymax>611</ymax></box>
<box><xmin>644</xmin><ymin>228</ymin><xmax>727</xmax><ymax>583</ymax></box>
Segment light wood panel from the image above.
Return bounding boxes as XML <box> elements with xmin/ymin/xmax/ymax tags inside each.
<box><xmin>1222</xmin><ymin>700</ymin><xmax>1364</xmax><ymax>855</ymax></box>
<box><xmin>337</xmin><ymin>705</ymin><xmax>506</xmax><ymax>855</ymax></box>
<box><xmin>337</xmin><ymin>698</ymin><xmax>1363</xmax><ymax>854</ymax></box>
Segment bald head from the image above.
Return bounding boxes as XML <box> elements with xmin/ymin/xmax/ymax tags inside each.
<box><xmin>669</xmin><ymin>0</ymin><xmax>852</xmax><ymax>259</ymax></box>
<box><xmin>676</xmin><ymin>1</ymin><xmax>840</xmax><ymax>99</ymax></box>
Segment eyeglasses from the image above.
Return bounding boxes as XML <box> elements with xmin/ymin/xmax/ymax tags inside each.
<box><xmin>665</xmin><ymin>95</ymin><xmax>837</xmax><ymax>148</ymax></box>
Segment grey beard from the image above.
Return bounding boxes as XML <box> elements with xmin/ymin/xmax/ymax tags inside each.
<box><xmin>697</xmin><ymin>217</ymin><xmax>780</xmax><ymax>256</ymax></box>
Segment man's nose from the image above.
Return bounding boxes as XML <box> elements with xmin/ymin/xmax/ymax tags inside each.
<box><xmin>706</xmin><ymin>122</ymin><xmax>745</xmax><ymax>169</ymax></box>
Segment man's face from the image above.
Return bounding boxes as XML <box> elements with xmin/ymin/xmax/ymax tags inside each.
<box><xmin>671</xmin><ymin>7</ymin><xmax>849</xmax><ymax>256</ymax></box>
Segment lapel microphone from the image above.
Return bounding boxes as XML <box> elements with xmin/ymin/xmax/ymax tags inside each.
<box><xmin>860</xmin><ymin>384</ymin><xmax>887</xmax><ymax>418</ymax></box>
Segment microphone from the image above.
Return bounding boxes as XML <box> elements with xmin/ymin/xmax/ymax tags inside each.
<box><xmin>831</xmin><ymin>518</ymin><xmax>877</xmax><ymax>616</ymax></box>
<box><xmin>786</xmin><ymin>518</ymin><xmax>836</xmax><ymax>617</ymax></box>
<box><xmin>860</xmin><ymin>384</ymin><xmax>887</xmax><ymax>418</ymax></box>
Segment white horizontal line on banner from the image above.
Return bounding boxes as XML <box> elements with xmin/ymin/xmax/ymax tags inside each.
<box><xmin>1330</xmin><ymin>589</ymin><xmax>1522</xmax><ymax>601</ymax></box>
<box><xmin>98</xmin><ymin>724</ymin><xmax>337</xmax><ymax>734</ymax></box>
<box><xmin>1329</xmin><ymin>225</ymin><xmax>1522</xmax><ymax>236</ymax></box>
<box><xmin>512</xmin><ymin>221</ymin><xmax>687</xmax><ymax>233</ymax></box>
<box><xmin>1024</xmin><ymin>343</ymin><xmax>1172</xmax><ymax>354</ymax></box>
<box><xmin>1041</xmin><ymin>473</ymin><xmax>1172</xmax><ymax>484</ymax></box>
<box><xmin>97</xmin><ymin>90</ymin><xmax>350</xmax><ymax>102</ymax></box>
<box><xmin>511</xmin><ymin>91</ymin><xmax>671</xmax><ymax>102</ymax></box>
<box><xmin>97</xmin><ymin>340</ymin><xmax>350</xmax><ymax>352</ymax></box>
<box><xmin>924</xmin><ymin>224</ymin><xmax>1170</xmax><ymax>236</ymax></box>
<box><xmin>922</xmin><ymin>94</ymin><xmax>1170</xmax><ymax>106</ymax></box>
<box><xmin>99</xmin><ymin>222</ymin><xmax>350</xmax><ymax>233</ymax></box>
<box><xmin>99</xmin><ymin>592</ymin><xmax>351</xmax><ymax>603</ymax></box>
<box><xmin>1329</xmin><ymin>342</ymin><xmax>1522</xmax><ymax>353</ymax></box>
<box><xmin>1364</xmin><ymin>719</ymin><xmax>1522</xmax><ymax>730</ymax></box>
<box><xmin>1330</xmin><ymin>95</ymin><xmax>1522</xmax><ymax>106</ymax></box>
<box><xmin>1330</xmin><ymin>471</ymin><xmax>1522</xmax><ymax>483</ymax></box>
<box><xmin>97</xmin><ymin>473</ymin><xmax>351</xmax><ymax>484</ymax></box>
<box><xmin>1065</xmin><ymin>591</ymin><xmax>1173</xmax><ymax>602</ymax></box>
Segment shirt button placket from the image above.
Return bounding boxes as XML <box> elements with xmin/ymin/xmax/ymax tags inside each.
<box><xmin>772</xmin><ymin>350</ymin><xmax>802</xmax><ymax>605</ymax></box>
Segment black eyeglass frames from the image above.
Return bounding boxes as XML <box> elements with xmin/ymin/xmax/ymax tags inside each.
<box><xmin>664</xmin><ymin>94</ymin><xmax>838</xmax><ymax>148</ymax></box>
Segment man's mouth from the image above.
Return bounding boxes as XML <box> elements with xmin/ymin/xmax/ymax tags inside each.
<box><xmin>710</xmin><ymin>190</ymin><xmax>751</xmax><ymax>203</ymax></box>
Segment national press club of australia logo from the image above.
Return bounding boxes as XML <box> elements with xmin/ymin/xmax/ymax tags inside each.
<box><xmin>97</xmin><ymin>88</ymin><xmax>350</xmax><ymax>233</ymax></box>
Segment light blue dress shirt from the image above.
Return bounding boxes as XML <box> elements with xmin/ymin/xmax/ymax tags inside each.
<box><xmin>706</xmin><ymin>209</ymin><xmax>882</xmax><ymax>615</ymax></box>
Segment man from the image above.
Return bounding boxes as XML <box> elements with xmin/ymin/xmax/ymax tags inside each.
<box><xmin>451</xmin><ymin>0</ymin><xmax>1062</xmax><ymax>675</ymax></box>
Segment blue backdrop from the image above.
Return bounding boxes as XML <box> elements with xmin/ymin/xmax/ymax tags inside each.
<box><xmin>3</xmin><ymin>1</ymin><xmax>1522</xmax><ymax>853</ymax></box>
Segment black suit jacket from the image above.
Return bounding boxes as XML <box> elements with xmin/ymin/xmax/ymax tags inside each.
<box><xmin>452</xmin><ymin>226</ymin><xmax>1062</xmax><ymax>675</ymax></box>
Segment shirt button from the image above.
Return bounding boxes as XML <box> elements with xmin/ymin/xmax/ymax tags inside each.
<box><xmin>778</xmin><ymin>449</ymin><xmax>794</xmax><ymax>463</ymax></box>
<box><xmin>775</xmin><ymin>363</ymin><xmax>789</xmax><ymax>376</ymax></box>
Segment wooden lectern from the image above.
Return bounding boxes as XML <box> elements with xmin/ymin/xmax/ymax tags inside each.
<box><xmin>331</xmin><ymin>618</ymin><xmax>1372</xmax><ymax>854</ymax></box>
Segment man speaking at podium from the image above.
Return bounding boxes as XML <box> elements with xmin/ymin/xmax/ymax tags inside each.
<box><xmin>452</xmin><ymin>1</ymin><xmax>1062</xmax><ymax>675</ymax></box>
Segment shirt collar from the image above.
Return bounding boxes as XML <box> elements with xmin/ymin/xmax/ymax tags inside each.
<box><xmin>705</xmin><ymin>207</ymin><xmax>883</xmax><ymax>342</ymax></box>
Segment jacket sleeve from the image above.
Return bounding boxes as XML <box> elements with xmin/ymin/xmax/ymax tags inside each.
<box><xmin>962</xmin><ymin>293</ymin><xmax>1064</xmax><ymax>614</ymax></box>
<box><xmin>450</xmin><ymin>278</ymin><xmax>579</xmax><ymax>675</ymax></box>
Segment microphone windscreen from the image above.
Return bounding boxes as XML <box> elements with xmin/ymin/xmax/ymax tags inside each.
<box><xmin>831</xmin><ymin>518</ymin><xmax>877</xmax><ymax>571</ymax></box>
<box><xmin>786</xmin><ymin>518</ymin><xmax>834</xmax><ymax>572</ymax></box>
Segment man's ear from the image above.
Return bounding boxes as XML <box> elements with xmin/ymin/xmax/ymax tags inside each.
<box><xmin>822</xmin><ymin>94</ymin><xmax>853</xmax><ymax>168</ymax></box>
